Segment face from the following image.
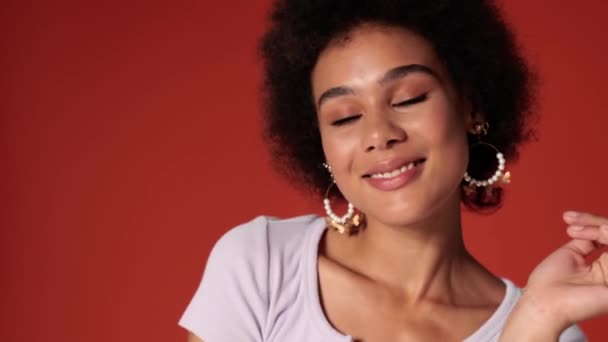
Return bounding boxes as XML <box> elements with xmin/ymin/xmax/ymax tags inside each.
<box><xmin>312</xmin><ymin>24</ymin><xmax>474</xmax><ymax>228</ymax></box>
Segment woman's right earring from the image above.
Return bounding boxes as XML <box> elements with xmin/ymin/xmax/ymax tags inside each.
<box><xmin>321</xmin><ymin>163</ymin><xmax>365</xmax><ymax>235</ymax></box>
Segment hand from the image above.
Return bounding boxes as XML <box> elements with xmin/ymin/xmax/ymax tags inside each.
<box><xmin>523</xmin><ymin>211</ymin><xmax>608</xmax><ymax>330</ymax></box>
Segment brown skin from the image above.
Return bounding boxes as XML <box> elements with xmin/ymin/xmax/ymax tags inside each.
<box><xmin>500</xmin><ymin>211</ymin><xmax>608</xmax><ymax>341</ymax></box>
<box><xmin>314</xmin><ymin>25</ymin><xmax>472</xmax><ymax>229</ymax></box>
<box><xmin>312</xmin><ymin>24</ymin><xmax>505</xmax><ymax>341</ymax></box>
<box><xmin>188</xmin><ymin>334</ymin><xmax>202</xmax><ymax>342</ymax></box>
<box><xmin>185</xmin><ymin>23</ymin><xmax>608</xmax><ymax>342</ymax></box>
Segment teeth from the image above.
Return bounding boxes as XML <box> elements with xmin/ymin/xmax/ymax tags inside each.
<box><xmin>370</xmin><ymin>161</ymin><xmax>417</xmax><ymax>179</ymax></box>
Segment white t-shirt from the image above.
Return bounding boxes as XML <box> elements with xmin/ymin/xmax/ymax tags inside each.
<box><xmin>180</xmin><ymin>215</ymin><xmax>586</xmax><ymax>341</ymax></box>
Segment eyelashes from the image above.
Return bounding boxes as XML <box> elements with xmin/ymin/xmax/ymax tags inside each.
<box><xmin>392</xmin><ymin>92</ymin><xmax>428</xmax><ymax>108</ymax></box>
<box><xmin>330</xmin><ymin>92</ymin><xmax>429</xmax><ymax>127</ymax></box>
<box><xmin>332</xmin><ymin>114</ymin><xmax>362</xmax><ymax>126</ymax></box>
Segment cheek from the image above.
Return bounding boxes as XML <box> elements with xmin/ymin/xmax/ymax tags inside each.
<box><xmin>417</xmin><ymin>100</ymin><xmax>470</xmax><ymax>175</ymax></box>
<box><xmin>319</xmin><ymin>128</ymin><xmax>365</xmax><ymax>199</ymax></box>
<box><xmin>419</xmin><ymin>93</ymin><xmax>467</xmax><ymax>144</ymax></box>
<box><xmin>320</xmin><ymin>128</ymin><xmax>358</xmax><ymax>173</ymax></box>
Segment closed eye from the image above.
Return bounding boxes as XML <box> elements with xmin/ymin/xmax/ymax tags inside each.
<box><xmin>392</xmin><ymin>93</ymin><xmax>428</xmax><ymax>108</ymax></box>
<box><xmin>332</xmin><ymin>114</ymin><xmax>362</xmax><ymax>126</ymax></box>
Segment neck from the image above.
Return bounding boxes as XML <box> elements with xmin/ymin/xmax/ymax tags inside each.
<box><xmin>332</xmin><ymin>198</ymin><xmax>478</xmax><ymax>303</ymax></box>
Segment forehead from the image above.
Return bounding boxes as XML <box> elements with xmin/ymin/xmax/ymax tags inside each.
<box><xmin>311</xmin><ymin>24</ymin><xmax>445</xmax><ymax>95</ymax></box>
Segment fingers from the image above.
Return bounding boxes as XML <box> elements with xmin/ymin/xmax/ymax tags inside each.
<box><xmin>562</xmin><ymin>237</ymin><xmax>600</xmax><ymax>256</ymax></box>
<box><xmin>563</xmin><ymin>211</ymin><xmax>608</xmax><ymax>253</ymax></box>
<box><xmin>563</xmin><ymin>211</ymin><xmax>608</xmax><ymax>227</ymax></box>
<box><xmin>595</xmin><ymin>253</ymin><xmax>608</xmax><ymax>287</ymax></box>
<box><xmin>567</xmin><ymin>225</ymin><xmax>608</xmax><ymax>246</ymax></box>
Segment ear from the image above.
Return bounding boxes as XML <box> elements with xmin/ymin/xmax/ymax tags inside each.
<box><xmin>467</xmin><ymin>116</ymin><xmax>486</xmax><ymax>135</ymax></box>
<box><xmin>459</xmin><ymin>95</ymin><xmax>484</xmax><ymax>134</ymax></box>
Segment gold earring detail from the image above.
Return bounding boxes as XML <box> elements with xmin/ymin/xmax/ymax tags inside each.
<box><xmin>322</xmin><ymin>163</ymin><xmax>365</xmax><ymax>235</ymax></box>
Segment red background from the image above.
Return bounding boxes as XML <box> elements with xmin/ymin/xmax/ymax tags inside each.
<box><xmin>2</xmin><ymin>0</ymin><xmax>607</xmax><ymax>341</ymax></box>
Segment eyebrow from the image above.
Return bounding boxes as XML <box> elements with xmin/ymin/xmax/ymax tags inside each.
<box><xmin>316</xmin><ymin>64</ymin><xmax>439</xmax><ymax>108</ymax></box>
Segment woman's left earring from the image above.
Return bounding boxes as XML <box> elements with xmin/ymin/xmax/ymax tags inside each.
<box><xmin>463</xmin><ymin>122</ymin><xmax>511</xmax><ymax>195</ymax></box>
<box><xmin>322</xmin><ymin>163</ymin><xmax>365</xmax><ymax>235</ymax></box>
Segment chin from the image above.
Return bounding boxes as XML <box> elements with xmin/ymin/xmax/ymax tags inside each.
<box><xmin>372</xmin><ymin>205</ymin><xmax>436</xmax><ymax>228</ymax></box>
<box><xmin>361</xmin><ymin>187</ymin><xmax>461</xmax><ymax>228</ymax></box>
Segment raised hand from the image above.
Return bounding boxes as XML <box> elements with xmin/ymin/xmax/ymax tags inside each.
<box><xmin>500</xmin><ymin>211</ymin><xmax>608</xmax><ymax>341</ymax></box>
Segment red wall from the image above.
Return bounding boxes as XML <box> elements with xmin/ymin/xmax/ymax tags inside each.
<box><xmin>2</xmin><ymin>0</ymin><xmax>607</xmax><ymax>340</ymax></box>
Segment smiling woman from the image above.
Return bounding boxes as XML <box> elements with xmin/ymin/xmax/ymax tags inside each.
<box><xmin>313</xmin><ymin>25</ymin><xmax>474</xmax><ymax>229</ymax></box>
<box><xmin>178</xmin><ymin>0</ymin><xmax>608</xmax><ymax>341</ymax></box>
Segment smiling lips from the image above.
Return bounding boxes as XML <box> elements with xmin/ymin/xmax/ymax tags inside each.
<box><xmin>363</xmin><ymin>158</ymin><xmax>426</xmax><ymax>191</ymax></box>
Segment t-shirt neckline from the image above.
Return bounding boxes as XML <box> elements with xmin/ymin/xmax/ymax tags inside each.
<box><xmin>303</xmin><ymin>216</ymin><xmax>518</xmax><ymax>342</ymax></box>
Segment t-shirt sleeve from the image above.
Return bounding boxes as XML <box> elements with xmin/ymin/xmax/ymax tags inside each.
<box><xmin>179</xmin><ymin>217</ymin><xmax>270</xmax><ymax>342</ymax></box>
<box><xmin>559</xmin><ymin>324</ymin><xmax>587</xmax><ymax>342</ymax></box>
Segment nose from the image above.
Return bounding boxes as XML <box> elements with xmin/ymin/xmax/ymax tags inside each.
<box><xmin>361</xmin><ymin>111</ymin><xmax>407</xmax><ymax>152</ymax></box>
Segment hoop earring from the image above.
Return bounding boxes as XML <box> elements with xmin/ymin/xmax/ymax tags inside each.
<box><xmin>322</xmin><ymin>163</ymin><xmax>365</xmax><ymax>235</ymax></box>
<box><xmin>463</xmin><ymin>122</ymin><xmax>511</xmax><ymax>189</ymax></box>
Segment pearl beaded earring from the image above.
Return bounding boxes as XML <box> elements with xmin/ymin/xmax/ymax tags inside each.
<box><xmin>322</xmin><ymin>163</ymin><xmax>365</xmax><ymax>235</ymax></box>
<box><xmin>463</xmin><ymin>122</ymin><xmax>511</xmax><ymax>192</ymax></box>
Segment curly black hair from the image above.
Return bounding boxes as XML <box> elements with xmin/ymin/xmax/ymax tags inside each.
<box><xmin>259</xmin><ymin>0</ymin><xmax>537</xmax><ymax>212</ymax></box>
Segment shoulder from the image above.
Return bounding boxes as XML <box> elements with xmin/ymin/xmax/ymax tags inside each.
<box><xmin>559</xmin><ymin>324</ymin><xmax>587</xmax><ymax>342</ymax></box>
<box><xmin>501</xmin><ymin>280</ymin><xmax>587</xmax><ymax>342</ymax></box>
<box><xmin>205</xmin><ymin>214</ymin><xmax>324</xmax><ymax>283</ymax></box>
<box><xmin>179</xmin><ymin>214</ymin><xmax>324</xmax><ymax>340</ymax></box>
<box><xmin>211</xmin><ymin>214</ymin><xmax>323</xmax><ymax>259</ymax></box>
<box><xmin>468</xmin><ymin>279</ymin><xmax>587</xmax><ymax>342</ymax></box>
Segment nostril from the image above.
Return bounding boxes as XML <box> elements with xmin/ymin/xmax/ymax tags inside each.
<box><xmin>386</xmin><ymin>138</ymin><xmax>400</xmax><ymax>147</ymax></box>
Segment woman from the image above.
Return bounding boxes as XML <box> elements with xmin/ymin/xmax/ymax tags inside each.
<box><xmin>179</xmin><ymin>0</ymin><xmax>608</xmax><ymax>340</ymax></box>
